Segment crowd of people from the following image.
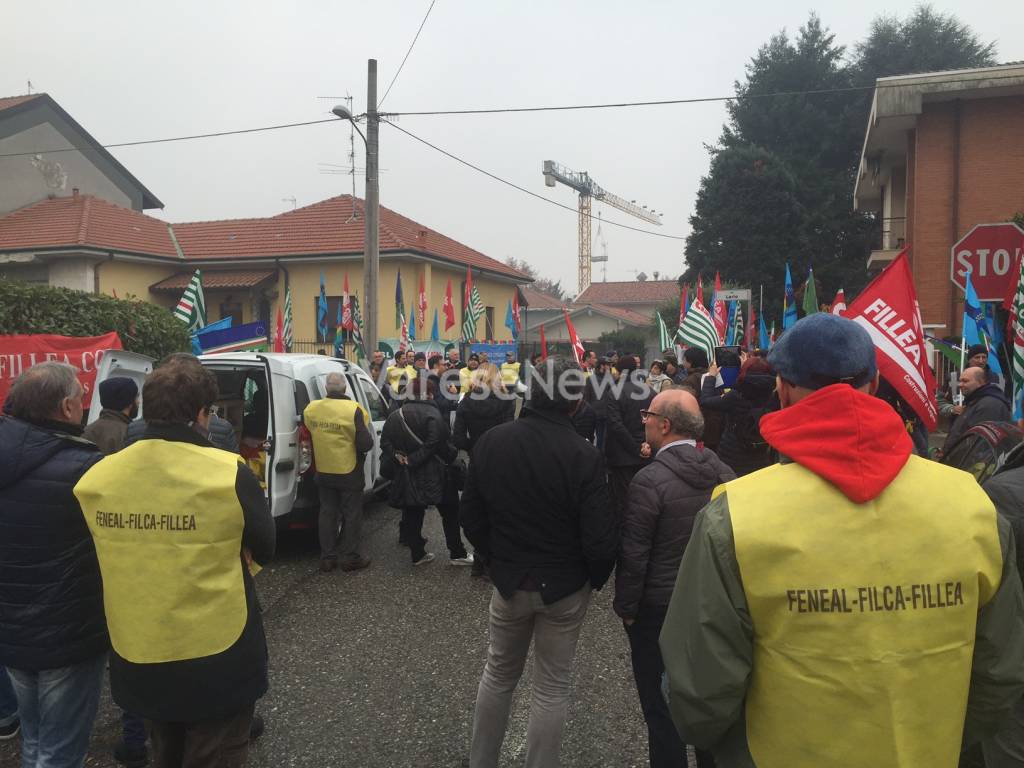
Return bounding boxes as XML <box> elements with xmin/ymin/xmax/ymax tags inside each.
<box><xmin>3</xmin><ymin>313</ymin><xmax>1024</xmax><ymax>768</ymax></box>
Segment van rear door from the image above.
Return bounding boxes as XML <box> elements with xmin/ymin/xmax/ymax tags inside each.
<box><xmin>87</xmin><ymin>351</ymin><xmax>153</xmax><ymax>425</ymax></box>
<box><xmin>199</xmin><ymin>356</ymin><xmax>290</xmax><ymax>517</ymax></box>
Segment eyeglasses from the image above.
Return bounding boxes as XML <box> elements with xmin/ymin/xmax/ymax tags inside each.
<box><xmin>640</xmin><ymin>409</ymin><xmax>667</xmax><ymax>422</ymax></box>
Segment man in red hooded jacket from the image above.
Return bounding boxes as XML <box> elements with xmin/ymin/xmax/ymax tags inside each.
<box><xmin>659</xmin><ymin>313</ymin><xmax>1024</xmax><ymax>768</ymax></box>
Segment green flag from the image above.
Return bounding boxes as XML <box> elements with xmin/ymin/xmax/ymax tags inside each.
<box><xmin>656</xmin><ymin>311</ymin><xmax>672</xmax><ymax>351</ymax></box>
<box><xmin>462</xmin><ymin>284</ymin><xmax>484</xmax><ymax>341</ymax></box>
<box><xmin>173</xmin><ymin>269</ymin><xmax>206</xmax><ymax>332</ymax></box>
<box><xmin>802</xmin><ymin>267</ymin><xmax>819</xmax><ymax>316</ymax></box>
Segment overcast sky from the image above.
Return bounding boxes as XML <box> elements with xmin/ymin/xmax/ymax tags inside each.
<box><xmin>3</xmin><ymin>1</ymin><xmax>1021</xmax><ymax>296</ymax></box>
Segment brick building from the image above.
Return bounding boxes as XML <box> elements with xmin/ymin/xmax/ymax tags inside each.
<box><xmin>854</xmin><ymin>63</ymin><xmax>1024</xmax><ymax>337</ymax></box>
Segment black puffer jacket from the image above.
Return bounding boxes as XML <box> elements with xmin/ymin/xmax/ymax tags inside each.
<box><xmin>381</xmin><ymin>400</ymin><xmax>455</xmax><ymax>507</ymax></box>
<box><xmin>603</xmin><ymin>372</ymin><xmax>654</xmax><ymax>468</ymax></box>
<box><xmin>572</xmin><ymin>400</ymin><xmax>597</xmax><ymax>442</ymax></box>
<box><xmin>699</xmin><ymin>372</ymin><xmax>777</xmax><ymax>477</ymax></box>
<box><xmin>0</xmin><ymin>416</ymin><xmax>108</xmax><ymax>671</ymax></box>
<box><xmin>943</xmin><ymin>383</ymin><xmax>1013</xmax><ymax>453</ymax></box>
<box><xmin>613</xmin><ymin>442</ymin><xmax>735</xmax><ymax>619</ymax></box>
<box><xmin>453</xmin><ymin>390</ymin><xmax>516</xmax><ymax>453</ymax></box>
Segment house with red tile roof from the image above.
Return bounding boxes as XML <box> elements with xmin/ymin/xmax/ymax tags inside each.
<box><xmin>574</xmin><ymin>279</ymin><xmax>681</xmax><ymax>316</ymax></box>
<box><xmin>0</xmin><ymin>93</ymin><xmax>530</xmax><ymax>345</ymax></box>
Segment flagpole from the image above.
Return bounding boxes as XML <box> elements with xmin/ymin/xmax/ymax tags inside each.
<box><xmin>759</xmin><ymin>285</ymin><xmax>764</xmax><ymax>318</ymax></box>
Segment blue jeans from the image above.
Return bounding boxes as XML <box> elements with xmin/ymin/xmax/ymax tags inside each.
<box><xmin>0</xmin><ymin>667</ymin><xmax>17</xmax><ymax>728</ymax></box>
<box><xmin>7</xmin><ymin>653</ymin><xmax>107</xmax><ymax>768</ymax></box>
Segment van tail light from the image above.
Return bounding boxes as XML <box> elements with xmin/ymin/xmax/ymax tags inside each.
<box><xmin>297</xmin><ymin>424</ymin><xmax>314</xmax><ymax>475</ymax></box>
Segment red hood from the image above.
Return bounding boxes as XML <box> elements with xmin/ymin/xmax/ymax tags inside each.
<box><xmin>758</xmin><ymin>384</ymin><xmax>912</xmax><ymax>503</ymax></box>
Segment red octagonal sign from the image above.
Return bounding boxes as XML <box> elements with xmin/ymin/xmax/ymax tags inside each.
<box><xmin>951</xmin><ymin>222</ymin><xmax>1024</xmax><ymax>301</ymax></box>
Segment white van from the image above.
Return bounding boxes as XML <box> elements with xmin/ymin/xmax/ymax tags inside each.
<box><xmin>89</xmin><ymin>351</ymin><xmax>388</xmax><ymax>526</ymax></box>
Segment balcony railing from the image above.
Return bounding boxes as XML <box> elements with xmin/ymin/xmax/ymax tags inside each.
<box><xmin>874</xmin><ymin>216</ymin><xmax>907</xmax><ymax>252</ymax></box>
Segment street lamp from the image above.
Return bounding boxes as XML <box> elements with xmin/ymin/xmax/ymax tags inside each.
<box><xmin>332</xmin><ymin>59</ymin><xmax>379</xmax><ymax>361</ymax></box>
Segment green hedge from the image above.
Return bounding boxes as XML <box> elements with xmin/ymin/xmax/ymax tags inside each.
<box><xmin>0</xmin><ymin>280</ymin><xmax>190</xmax><ymax>360</ymax></box>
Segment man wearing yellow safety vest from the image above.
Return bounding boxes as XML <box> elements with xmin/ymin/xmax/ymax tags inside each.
<box><xmin>303</xmin><ymin>372</ymin><xmax>374</xmax><ymax>573</ymax></box>
<box><xmin>499</xmin><ymin>352</ymin><xmax>521</xmax><ymax>390</ymax></box>
<box><xmin>387</xmin><ymin>350</ymin><xmax>415</xmax><ymax>394</ymax></box>
<box><xmin>660</xmin><ymin>313</ymin><xmax>1024</xmax><ymax>768</ymax></box>
<box><xmin>74</xmin><ymin>359</ymin><xmax>275</xmax><ymax>765</ymax></box>
<box><xmin>460</xmin><ymin>353</ymin><xmax>480</xmax><ymax>394</ymax></box>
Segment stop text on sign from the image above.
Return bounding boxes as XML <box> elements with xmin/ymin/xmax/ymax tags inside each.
<box><xmin>950</xmin><ymin>222</ymin><xmax>1024</xmax><ymax>301</ymax></box>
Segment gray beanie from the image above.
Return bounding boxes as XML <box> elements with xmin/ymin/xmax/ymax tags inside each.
<box><xmin>768</xmin><ymin>313</ymin><xmax>877</xmax><ymax>390</ymax></box>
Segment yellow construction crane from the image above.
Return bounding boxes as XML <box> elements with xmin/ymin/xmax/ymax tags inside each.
<box><xmin>542</xmin><ymin>160</ymin><xmax>662</xmax><ymax>293</ymax></box>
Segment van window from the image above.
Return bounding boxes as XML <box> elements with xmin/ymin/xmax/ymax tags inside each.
<box><xmin>294</xmin><ymin>380</ymin><xmax>311</xmax><ymax>421</ymax></box>
<box><xmin>359</xmin><ymin>377</ymin><xmax>386</xmax><ymax>422</ymax></box>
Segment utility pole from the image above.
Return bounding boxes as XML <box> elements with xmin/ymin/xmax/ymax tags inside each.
<box><xmin>364</xmin><ymin>59</ymin><xmax>380</xmax><ymax>358</ymax></box>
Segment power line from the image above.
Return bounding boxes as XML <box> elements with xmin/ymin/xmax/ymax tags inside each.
<box><xmin>387</xmin><ymin>72</ymin><xmax>1024</xmax><ymax>117</ymax></box>
<box><xmin>0</xmin><ymin>117</ymin><xmax>337</xmax><ymax>159</ymax></box>
<box><xmin>3</xmin><ymin>71</ymin><xmax>1021</xmax><ymax>160</ymax></box>
<box><xmin>384</xmin><ymin>121</ymin><xmax>686</xmax><ymax>241</ymax></box>
<box><xmin>379</xmin><ymin>0</ymin><xmax>437</xmax><ymax>108</ymax></box>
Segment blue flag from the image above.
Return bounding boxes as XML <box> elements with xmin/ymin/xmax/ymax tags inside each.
<box><xmin>759</xmin><ymin>314</ymin><xmax>770</xmax><ymax>350</ymax></box>
<box><xmin>505</xmin><ymin>299</ymin><xmax>518</xmax><ymax>340</ymax></box>
<box><xmin>191</xmin><ymin>316</ymin><xmax>232</xmax><ymax>354</ymax></box>
<box><xmin>408</xmin><ymin>302</ymin><xmax>416</xmax><ymax>341</ymax></box>
<box><xmin>964</xmin><ymin>270</ymin><xmax>1004</xmax><ymax>376</ymax></box>
<box><xmin>783</xmin><ymin>264</ymin><xmax>798</xmax><ymax>329</ymax></box>
<box><xmin>725</xmin><ymin>300</ymin><xmax>737</xmax><ymax>345</ymax></box>
<box><xmin>317</xmin><ymin>271</ymin><xmax>329</xmax><ymax>342</ymax></box>
<box><xmin>431</xmin><ymin>309</ymin><xmax>439</xmax><ymax>342</ymax></box>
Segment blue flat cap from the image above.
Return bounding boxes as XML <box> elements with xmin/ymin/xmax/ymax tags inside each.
<box><xmin>768</xmin><ymin>313</ymin><xmax>876</xmax><ymax>390</ymax></box>
<box><xmin>98</xmin><ymin>376</ymin><xmax>139</xmax><ymax>410</ymax></box>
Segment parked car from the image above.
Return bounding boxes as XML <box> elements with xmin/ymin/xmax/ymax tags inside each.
<box><xmin>89</xmin><ymin>351</ymin><xmax>387</xmax><ymax>527</ymax></box>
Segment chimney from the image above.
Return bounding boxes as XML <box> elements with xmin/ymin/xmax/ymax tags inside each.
<box><xmin>72</xmin><ymin>187</ymin><xmax>80</xmax><ymax>198</ymax></box>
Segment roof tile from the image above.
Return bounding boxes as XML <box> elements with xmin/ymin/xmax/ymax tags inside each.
<box><xmin>0</xmin><ymin>194</ymin><xmax>176</xmax><ymax>256</ymax></box>
<box><xmin>575</xmin><ymin>280</ymin><xmax>680</xmax><ymax>305</ymax></box>
<box><xmin>150</xmin><ymin>269</ymin><xmax>277</xmax><ymax>293</ymax></box>
<box><xmin>0</xmin><ymin>94</ymin><xmax>42</xmax><ymax>113</ymax></box>
<box><xmin>0</xmin><ymin>194</ymin><xmax>531</xmax><ymax>280</ymax></box>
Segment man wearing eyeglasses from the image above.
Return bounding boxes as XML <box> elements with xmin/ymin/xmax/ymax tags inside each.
<box><xmin>616</xmin><ymin>389</ymin><xmax>734</xmax><ymax>768</ymax></box>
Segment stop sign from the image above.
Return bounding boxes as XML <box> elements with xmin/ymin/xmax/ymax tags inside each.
<box><xmin>951</xmin><ymin>222</ymin><xmax>1024</xmax><ymax>300</ymax></box>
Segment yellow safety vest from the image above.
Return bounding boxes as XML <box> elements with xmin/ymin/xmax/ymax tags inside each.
<box><xmin>74</xmin><ymin>440</ymin><xmax>248</xmax><ymax>664</ymax></box>
<box><xmin>387</xmin><ymin>364</ymin><xmax>416</xmax><ymax>392</ymax></box>
<box><xmin>460</xmin><ymin>366</ymin><xmax>475</xmax><ymax>393</ymax></box>
<box><xmin>303</xmin><ymin>397</ymin><xmax>366</xmax><ymax>475</ymax></box>
<box><xmin>719</xmin><ymin>456</ymin><xmax>1002</xmax><ymax>768</ymax></box>
<box><xmin>500</xmin><ymin>362</ymin><xmax>520</xmax><ymax>388</ymax></box>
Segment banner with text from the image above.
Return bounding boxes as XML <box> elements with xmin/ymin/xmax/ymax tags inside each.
<box><xmin>844</xmin><ymin>251</ymin><xmax>937</xmax><ymax>430</ymax></box>
<box><xmin>0</xmin><ymin>332</ymin><xmax>123</xmax><ymax>409</ymax></box>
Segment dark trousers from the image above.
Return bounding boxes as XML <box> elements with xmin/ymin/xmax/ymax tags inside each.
<box><xmin>150</xmin><ymin>703</ymin><xmax>253</xmax><ymax>768</ymax></box>
<box><xmin>317</xmin><ymin>484</ymin><xmax>364</xmax><ymax>563</ymax></box>
<box><xmin>123</xmin><ymin>709</ymin><xmax>147</xmax><ymax>748</ymax></box>
<box><xmin>401</xmin><ymin>504</ymin><xmax>467</xmax><ymax>562</ymax></box>
<box><xmin>609</xmin><ymin>464</ymin><xmax>642</xmax><ymax>522</ymax></box>
<box><xmin>626</xmin><ymin>608</ymin><xmax>714</xmax><ymax>768</ymax></box>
